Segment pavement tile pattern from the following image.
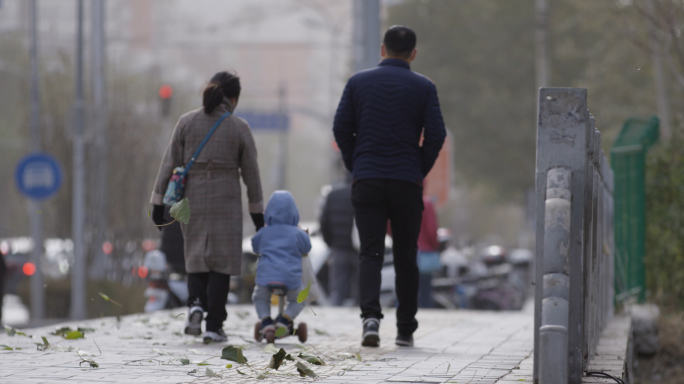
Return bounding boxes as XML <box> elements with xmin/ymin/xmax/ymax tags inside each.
<box><xmin>0</xmin><ymin>304</ymin><xmax>629</xmax><ymax>383</ymax></box>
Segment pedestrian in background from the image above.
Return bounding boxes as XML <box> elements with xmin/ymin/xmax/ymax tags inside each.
<box><xmin>416</xmin><ymin>194</ymin><xmax>440</xmax><ymax>308</ymax></box>
<box><xmin>159</xmin><ymin>205</ymin><xmax>186</xmax><ymax>275</ymax></box>
<box><xmin>0</xmin><ymin>253</ymin><xmax>5</xmax><ymax>325</ymax></box>
<box><xmin>319</xmin><ymin>174</ymin><xmax>358</xmax><ymax>306</ymax></box>
<box><xmin>151</xmin><ymin>71</ymin><xmax>264</xmax><ymax>344</ymax></box>
<box><xmin>333</xmin><ymin>25</ymin><xmax>446</xmax><ymax>347</ymax></box>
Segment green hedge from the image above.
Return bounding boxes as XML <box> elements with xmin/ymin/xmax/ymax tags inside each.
<box><xmin>645</xmin><ymin>138</ymin><xmax>684</xmax><ymax>310</ymax></box>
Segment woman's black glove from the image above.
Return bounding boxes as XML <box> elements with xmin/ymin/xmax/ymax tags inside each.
<box><xmin>250</xmin><ymin>213</ymin><xmax>264</xmax><ymax>231</ymax></box>
<box><xmin>152</xmin><ymin>204</ymin><xmax>166</xmax><ymax>230</ymax></box>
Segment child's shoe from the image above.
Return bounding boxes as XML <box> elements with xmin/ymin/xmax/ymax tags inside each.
<box><xmin>275</xmin><ymin>314</ymin><xmax>295</xmax><ymax>338</ymax></box>
<box><xmin>260</xmin><ymin>317</ymin><xmax>276</xmax><ymax>343</ymax></box>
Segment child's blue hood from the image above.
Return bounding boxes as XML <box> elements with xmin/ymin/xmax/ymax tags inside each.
<box><xmin>265</xmin><ymin>190</ymin><xmax>300</xmax><ymax>226</ymax></box>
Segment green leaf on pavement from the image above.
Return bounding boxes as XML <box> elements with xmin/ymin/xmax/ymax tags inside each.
<box><xmin>180</xmin><ymin>358</ymin><xmax>190</xmax><ymax>365</ymax></box>
<box><xmin>65</xmin><ymin>330</ymin><xmax>84</xmax><ymax>340</ymax></box>
<box><xmin>295</xmin><ymin>361</ymin><xmax>317</xmax><ymax>378</ymax></box>
<box><xmin>356</xmin><ymin>352</ymin><xmax>362</xmax><ymax>361</ymax></box>
<box><xmin>52</xmin><ymin>327</ymin><xmax>72</xmax><ymax>336</ymax></box>
<box><xmin>197</xmin><ymin>361</ymin><xmax>210</xmax><ymax>366</ymax></box>
<box><xmin>79</xmin><ymin>359</ymin><xmax>99</xmax><ymax>368</ymax></box>
<box><xmin>36</xmin><ymin>336</ymin><xmax>50</xmax><ymax>351</ymax></box>
<box><xmin>262</xmin><ymin>343</ymin><xmax>278</xmax><ymax>353</ymax></box>
<box><xmin>297</xmin><ymin>280</ymin><xmax>311</xmax><ymax>303</ymax></box>
<box><xmin>4</xmin><ymin>326</ymin><xmax>29</xmax><ymax>337</ymax></box>
<box><xmin>275</xmin><ymin>327</ymin><xmax>288</xmax><ymax>338</ymax></box>
<box><xmin>268</xmin><ymin>348</ymin><xmax>287</xmax><ymax>370</ymax></box>
<box><xmin>220</xmin><ymin>345</ymin><xmax>247</xmax><ymax>364</ymax></box>
<box><xmin>0</xmin><ymin>345</ymin><xmax>16</xmax><ymax>350</ymax></box>
<box><xmin>236</xmin><ymin>368</ymin><xmax>247</xmax><ymax>375</ymax></box>
<box><xmin>98</xmin><ymin>292</ymin><xmax>122</xmax><ymax>307</ymax></box>
<box><xmin>298</xmin><ymin>352</ymin><xmax>325</xmax><ymax>365</ymax></box>
<box><xmin>225</xmin><ymin>364</ymin><xmax>232</xmax><ymax>369</ymax></box>
<box><xmin>170</xmin><ymin>197</ymin><xmax>191</xmax><ymax>224</ymax></box>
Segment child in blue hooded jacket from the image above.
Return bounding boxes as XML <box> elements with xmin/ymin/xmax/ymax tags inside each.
<box><xmin>251</xmin><ymin>190</ymin><xmax>312</xmax><ymax>337</ymax></box>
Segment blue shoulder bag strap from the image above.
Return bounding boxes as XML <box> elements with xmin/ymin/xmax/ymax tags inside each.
<box><xmin>182</xmin><ymin>110</ymin><xmax>232</xmax><ymax>177</ymax></box>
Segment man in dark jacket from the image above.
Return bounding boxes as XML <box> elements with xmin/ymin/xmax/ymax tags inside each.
<box><xmin>333</xmin><ymin>25</ymin><xmax>446</xmax><ymax>347</ymax></box>
<box><xmin>319</xmin><ymin>176</ymin><xmax>358</xmax><ymax>306</ymax></box>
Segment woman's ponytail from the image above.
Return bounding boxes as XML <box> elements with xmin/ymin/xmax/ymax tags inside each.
<box><xmin>202</xmin><ymin>83</ymin><xmax>224</xmax><ymax>114</ymax></box>
<box><xmin>202</xmin><ymin>71</ymin><xmax>241</xmax><ymax>115</ymax></box>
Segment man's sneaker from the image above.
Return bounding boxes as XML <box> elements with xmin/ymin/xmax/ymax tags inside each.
<box><xmin>184</xmin><ymin>306</ymin><xmax>203</xmax><ymax>336</ymax></box>
<box><xmin>203</xmin><ymin>328</ymin><xmax>227</xmax><ymax>344</ymax></box>
<box><xmin>395</xmin><ymin>333</ymin><xmax>414</xmax><ymax>347</ymax></box>
<box><xmin>361</xmin><ymin>318</ymin><xmax>380</xmax><ymax>347</ymax></box>
<box><xmin>275</xmin><ymin>314</ymin><xmax>295</xmax><ymax>338</ymax></box>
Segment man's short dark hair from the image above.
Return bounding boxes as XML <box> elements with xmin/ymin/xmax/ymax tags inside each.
<box><xmin>383</xmin><ymin>25</ymin><xmax>416</xmax><ymax>59</ymax></box>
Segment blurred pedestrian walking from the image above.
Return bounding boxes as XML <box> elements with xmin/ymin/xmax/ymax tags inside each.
<box><xmin>150</xmin><ymin>71</ymin><xmax>264</xmax><ymax>343</ymax></box>
<box><xmin>159</xmin><ymin>205</ymin><xmax>186</xmax><ymax>275</ymax></box>
<box><xmin>333</xmin><ymin>25</ymin><xmax>446</xmax><ymax>347</ymax></box>
<box><xmin>416</xmin><ymin>194</ymin><xmax>440</xmax><ymax>308</ymax></box>
<box><xmin>319</xmin><ymin>174</ymin><xmax>358</xmax><ymax>306</ymax></box>
<box><xmin>0</xmin><ymin>253</ymin><xmax>5</xmax><ymax>325</ymax></box>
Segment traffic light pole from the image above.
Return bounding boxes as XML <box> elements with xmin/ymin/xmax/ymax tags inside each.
<box><xmin>70</xmin><ymin>0</ymin><xmax>87</xmax><ymax>320</ymax></box>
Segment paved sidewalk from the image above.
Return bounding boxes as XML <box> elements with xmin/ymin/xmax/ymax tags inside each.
<box><xmin>0</xmin><ymin>303</ymin><xmax>629</xmax><ymax>383</ymax></box>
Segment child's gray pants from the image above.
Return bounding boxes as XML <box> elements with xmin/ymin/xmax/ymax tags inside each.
<box><xmin>252</xmin><ymin>284</ymin><xmax>305</xmax><ymax>320</ymax></box>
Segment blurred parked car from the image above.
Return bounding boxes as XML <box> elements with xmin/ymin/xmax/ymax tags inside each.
<box><xmin>0</xmin><ymin>238</ymin><xmax>73</xmax><ymax>295</ymax></box>
<box><xmin>1</xmin><ymin>294</ymin><xmax>30</xmax><ymax>327</ymax></box>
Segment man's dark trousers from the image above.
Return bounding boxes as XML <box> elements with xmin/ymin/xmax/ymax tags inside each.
<box><xmin>352</xmin><ymin>178</ymin><xmax>423</xmax><ymax>337</ymax></box>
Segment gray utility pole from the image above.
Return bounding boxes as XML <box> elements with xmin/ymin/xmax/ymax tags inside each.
<box><xmin>70</xmin><ymin>0</ymin><xmax>87</xmax><ymax>320</ymax></box>
<box><xmin>647</xmin><ymin>0</ymin><xmax>671</xmax><ymax>139</ymax></box>
<box><xmin>535</xmin><ymin>0</ymin><xmax>549</xmax><ymax>89</ymax></box>
<box><xmin>352</xmin><ymin>0</ymin><xmax>380</xmax><ymax>73</ymax></box>
<box><xmin>277</xmin><ymin>84</ymin><xmax>288</xmax><ymax>191</ymax></box>
<box><xmin>28</xmin><ymin>0</ymin><xmax>45</xmax><ymax>321</ymax></box>
<box><xmin>89</xmin><ymin>0</ymin><xmax>108</xmax><ymax>280</ymax></box>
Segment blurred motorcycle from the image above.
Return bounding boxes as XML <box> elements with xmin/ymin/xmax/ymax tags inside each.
<box><xmin>143</xmin><ymin>250</ymin><xmax>189</xmax><ymax>312</ymax></box>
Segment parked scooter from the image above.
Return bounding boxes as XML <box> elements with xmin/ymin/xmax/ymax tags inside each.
<box><xmin>143</xmin><ymin>250</ymin><xmax>189</xmax><ymax>312</ymax></box>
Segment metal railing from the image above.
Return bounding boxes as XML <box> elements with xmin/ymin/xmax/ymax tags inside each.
<box><xmin>533</xmin><ymin>88</ymin><xmax>615</xmax><ymax>384</ymax></box>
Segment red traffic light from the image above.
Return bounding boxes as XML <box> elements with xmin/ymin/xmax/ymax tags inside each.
<box><xmin>159</xmin><ymin>85</ymin><xmax>173</xmax><ymax>99</ymax></box>
<box><xmin>23</xmin><ymin>262</ymin><xmax>36</xmax><ymax>276</ymax></box>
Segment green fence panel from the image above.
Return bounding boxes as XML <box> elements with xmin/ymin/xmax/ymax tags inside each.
<box><xmin>611</xmin><ymin>116</ymin><xmax>659</xmax><ymax>304</ymax></box>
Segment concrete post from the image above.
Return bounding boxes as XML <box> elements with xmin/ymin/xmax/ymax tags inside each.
<box><xmin>538</xmin><ymin>167</ymin><xmax>572</xmax><ymax>384</ymax></box>
<box><xmin>534</xmin><ymin>88</ymin><xmax>590</xmax><ymax>384</ymax></box>
<box><xmin>534</xmin><ymin>88</ymin><xmax>615</xmax><ymax>383</ymax></box>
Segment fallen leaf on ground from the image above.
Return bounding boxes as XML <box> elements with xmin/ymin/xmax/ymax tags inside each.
<box><xmin>296</xmin><ymin>361</ymin><xmax>317</xmax><ymax>378</ymax></box>
<box><xmin>221</xmin><ymin>345</ymin><xmax>247</xmax><ymax>364</ymax></box>
<box><xmin>298</xmin><ymin>352</ymin><xmax>325</xmax><ymax>365</ymax></box>
<box><xmin>269</xmin><ymin>348</ymin><xmax>287</xmax><ymax>370</ymax></box>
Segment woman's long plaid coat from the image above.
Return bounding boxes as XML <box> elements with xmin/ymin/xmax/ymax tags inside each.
<box><xmin>151</xmin><ymin>99</ymin><xmax>263</xmax><ymax>275</ymax></box>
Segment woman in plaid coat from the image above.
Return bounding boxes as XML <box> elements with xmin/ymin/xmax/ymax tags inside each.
<box><xmin>151</xmin><ymin>71</ymin><xmax>264</xmax><ymax>343</ymax></box>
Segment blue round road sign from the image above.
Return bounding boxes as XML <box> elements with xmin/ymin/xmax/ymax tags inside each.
<box><xmin>14</xmin><ymin>153</ymin><xmax>63</xmax><ymax>200</ymax></box>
